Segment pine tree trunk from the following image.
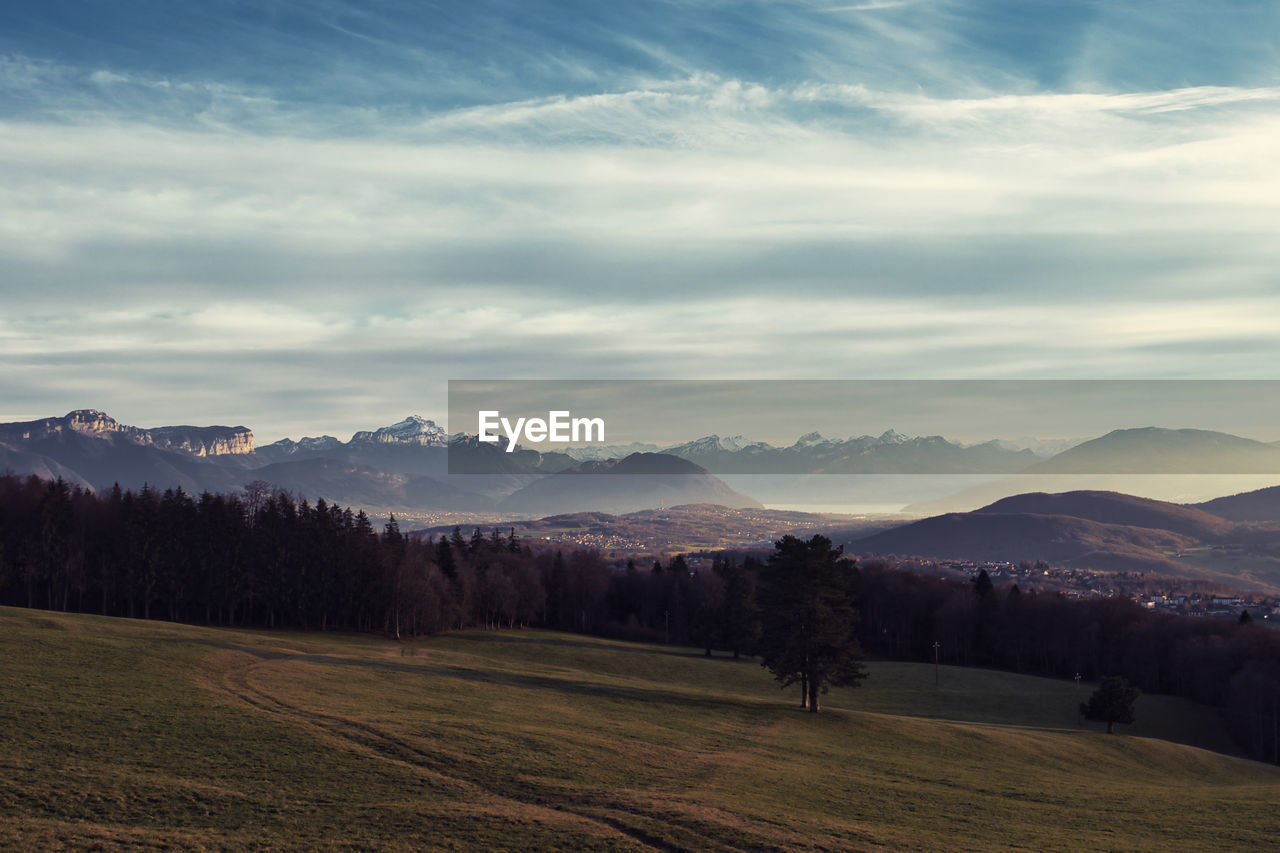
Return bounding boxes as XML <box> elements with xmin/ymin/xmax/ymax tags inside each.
<box><xmin>808</xmin><ymin>677</ymin><xmax>820</xmax><ymax>713</ymax></box>
<box><xmin>1106</xmin><ymin>720</ymin><xmax>1114</xmax><ymax>734</ymax></box>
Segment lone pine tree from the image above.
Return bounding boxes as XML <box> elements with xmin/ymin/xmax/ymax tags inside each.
<box><xmin>758</xmin><ymin>534</ymin><xmax>867</xmax><ymax>712</ymax></box>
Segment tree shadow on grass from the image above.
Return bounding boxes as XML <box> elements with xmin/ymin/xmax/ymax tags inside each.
<box><xmin>229</xmin><ymin>643</ymin><xmax>757</xmax><ymax>711</ymax></box>
<box><xmin>448</xmin><ymin>631</ymin><xmax>755</xmax><ymax>663</ymax></box>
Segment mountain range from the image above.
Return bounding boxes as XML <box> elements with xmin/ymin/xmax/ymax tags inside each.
<box><xmin>0</xmin><ymin>410</ymin><xmax>758</xmax><ymax>517</ymax></box>
<box><xmin>648</xmin><ymin>426</ymin><xmax>1280</xmax><ymax>476</ymax></box>
<box><xmin>644</xmin><ymin>430</ymin><xmax>1041</xmax><ymax>475</ymax></box>
<box><xmin>6</xmin><ymin>410</ymin><xmax>1280</xmax><ymax>524</ymax></box>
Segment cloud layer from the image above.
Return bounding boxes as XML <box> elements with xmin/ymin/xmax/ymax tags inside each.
<box><xmin>1</xmin><ymin>1</ymin><xmax>1277</xmax><ymax>439</ymax></box>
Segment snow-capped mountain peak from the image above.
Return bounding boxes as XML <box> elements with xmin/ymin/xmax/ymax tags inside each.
<box><xmin>350</xmin><ymin>415</ymin><xmax>448</xmax><ymax>447</ymax></box>
<box><xmin>266</xmin><ymin>435</ymin><xmax>341</xmax><ymax>455</ymax></box>
<box><xmin>561</xmin><ymin>441</ymin><xmax>662</xmax><ymax>461</ymax></box>
<box><xmin>793</xmin><ymin>432</ymin><xmax>831</xmax><ymax>448</ymax></box>
<box><xmin>662</xmin><ymin>434</ymin><xmax>769</xmax><ymax>456</ymax></box>
<box><xmin>715</xmin><ymin>435</ymin><xmax>758</xmax><ymax>452</ymax></box>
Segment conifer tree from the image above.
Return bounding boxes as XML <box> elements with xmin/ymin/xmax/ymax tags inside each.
<box><xmin>757</xmin><ymin>535</ymin><xmax>867</xmax><ymax>712</ymax></box>
<box><xmin>718</xmin><ymin>556</ymin><xmax>760</xmax><ymax>660</ymax></box>
<box><xmin>435</xmin><ymin>535</ymin><xmax>457</xmax><ymax>579</ymax></box>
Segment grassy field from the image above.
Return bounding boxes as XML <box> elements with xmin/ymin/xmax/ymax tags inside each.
<box><xmin>3</xmin><ymin>607</ymin><xmax>1279</xmax><ymax>850</ymax></box>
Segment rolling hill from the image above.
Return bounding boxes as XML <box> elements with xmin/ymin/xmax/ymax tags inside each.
<box><xmin>975</xmin><ymin>490</ymin><xmax>1239</xmax><ymax>541</ymax></box>
<box><xmin>1195</xmin><ymin>485</ymin><xmax>1280</xmax><ymax>523</ymax></box>
<box><xmin>854</xmin><ymin>488</ymin><xmax>1280</xmax><ymax>591</ymax></box>
<box><xmin>853</xmin><ymin>510</ymin><xmax>1202</xmax><ymax>574</ymax></box>
<box><xmin>4</xmin><ymin>607</ymin><xmax>1277</xmax><ymax>851</ymax></box>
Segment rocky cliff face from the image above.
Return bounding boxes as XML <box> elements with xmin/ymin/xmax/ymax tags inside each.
<box><xmin>148</xmin><ymin>425</ymin><xmax>255</xmax><ymax>457</ymax></box>
<box><xmin>65</xmin><ymin>409</ymin><xmax>132</xmax><ymax>438</ymax></box>
<box><xmin>1</xmin><ymin>409</ymin><xmax>139</xmax><ymax>444</ymax></box>
<box><xmin>1</xmin><ymin>410</ymin><xmax>254</xmax><ymax>456</ymax></box>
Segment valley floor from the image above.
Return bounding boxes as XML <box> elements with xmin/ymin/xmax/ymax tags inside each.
<box><xmin>2</xmin><ymin>607</ymin><xmax>1278</xmax><ymax>851</ymax></box>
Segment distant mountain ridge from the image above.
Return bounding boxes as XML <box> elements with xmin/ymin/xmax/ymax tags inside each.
<box><xmin>1029</xmin><ymin>427</ymin><xmax>1280</xmax><ymax>474</ymax></box>
<box><xmin>656</xmin><ymin>426</ymin><xmax>1280</xmax><ymax>476</ymax></box>
<box><xmin>256</xmin><ymin>415</ymin><xmax>448</xmax><ymax>461</ymax></box>
<box><xmin>852</xmin><ymin>487</ymin><xmax>1280</xmax><ymax>593</ymax></box>
<box><xmin>261</xmin><ymin>435</ymin><xmax>342</xmax><ymax>457</ymax></box>
<box><xmin>560</xmin><ymin>441</ymin><xmax>662</xmax><ymax>461</ymax></box>
<box><xmin>648</xmin><ymin>430</ymin><xmax>1039</xmax><ymax>475</ymax></box>
<box><xmin>0</xmin><ymin>409</ymin><xmax>253</xmax><ymax>457</ymax></box>
<box><xmin>7</xmin><ymin>411</ymin><xmax>1280</xmax><ymax>525</ymax></box>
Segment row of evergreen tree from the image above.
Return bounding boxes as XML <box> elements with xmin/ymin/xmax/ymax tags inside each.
<box><xmin>0</xmin><ymin>474</ymin><xmax>763</xmax><ymax>644</ymax></box>
<box><xmin>2</xmin><ymin>473</ymin><xmax>1280</xmax><ymax>760</ymax></box>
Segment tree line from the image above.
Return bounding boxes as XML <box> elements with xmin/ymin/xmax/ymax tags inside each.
<box><xmin>852</xmin><ymin>558</ymin><xmax>1280</xmax><ymax>761</ymax></box>
<box><xmin>0</xmin><ymin>474</ymin><xmax>762</xmax><ymax>644</ymax></box>
<box><xmin>2</xmin><ymin>473</ymin><xmax>1280</xmax><ymax>759</ymax></box>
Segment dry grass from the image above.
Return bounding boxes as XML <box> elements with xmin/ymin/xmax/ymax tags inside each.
<box><xmin>3</xmin><ymin>607</ymin><xmax>1279</xmax><ymax>850</ymax></box>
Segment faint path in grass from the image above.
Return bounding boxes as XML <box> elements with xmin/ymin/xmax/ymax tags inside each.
<box><xmin>207</xmin><ymin>647</ymin><xmax>752</xmax><ymax>852</ymax></box>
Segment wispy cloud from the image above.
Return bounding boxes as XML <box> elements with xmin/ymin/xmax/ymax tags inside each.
<box><xmin>2</xmin><ymin>74</ymin><xmax>1275</xmax><ymax>267</ymax></box>
<box><xmin>821</xmin><ymin>1</ymin><xmax>926</xmax><ymax>12</ymax></box>
<box><xmin>1</xmin><ymin>1</ymin><xmax>1277</xmax><ymax>436</ymax></box>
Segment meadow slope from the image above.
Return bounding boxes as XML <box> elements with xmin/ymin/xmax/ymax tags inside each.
<box><xmin>2</xmin><ymin>607</ymin><xmax>1278</xmax><ymax>851</ymax></box>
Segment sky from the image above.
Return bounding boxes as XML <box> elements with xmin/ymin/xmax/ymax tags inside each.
<box><xmin>1</xmin><ymin>1</ymin><xmax>1279</xmax><ymax>443</ymax></box>
<box><xmin>448</xmin><ymin>380</ymin><xmax>1280</xmax><ymax>447</ymax></box>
